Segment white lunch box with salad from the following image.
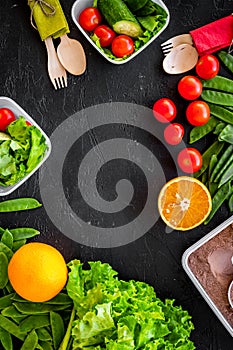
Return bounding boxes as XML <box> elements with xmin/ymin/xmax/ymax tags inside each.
<box><xmin>71</xmin><ymin>0</ymin><xmax>170</xmax><ymax>64</ymax></box>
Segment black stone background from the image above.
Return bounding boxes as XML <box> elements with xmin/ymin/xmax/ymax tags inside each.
<box><xmin>1</xmin><ymin>0</ymin><xmax>233</xmax><ymax>348</ymax></box>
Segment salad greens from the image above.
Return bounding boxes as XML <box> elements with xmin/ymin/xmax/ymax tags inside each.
<box><xmin>63</xmin><ymin>260</ymin><xmax>195</xmax><ymax>349</ymax></box>
<box><xmin>0</xmin><ymin>117</ymin><xmax>47</xmax><ymax>186</ymax></box>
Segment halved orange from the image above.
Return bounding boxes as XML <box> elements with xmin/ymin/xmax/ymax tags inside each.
<box><xmin>158</xmin><ymin>176</ymin><xmax>212</xmax><ymax>231</ymax></box>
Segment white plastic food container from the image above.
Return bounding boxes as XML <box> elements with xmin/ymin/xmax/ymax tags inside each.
<box><xmin>182</xmin><ymin>215</ymin><xmax>233</xmax><ymax>337</ymax></box>
<box><xmin>71</xmin><ymin>0</ymin><xmax>170</xmax><ymax>64</ymax></box>
<box><xmin>0</xmin><ymin>97</ymin><xmax>51</xmax><ymax>196</ymax></box>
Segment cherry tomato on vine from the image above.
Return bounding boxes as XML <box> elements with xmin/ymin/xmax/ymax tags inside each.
<box><xmin>79</xmin><ymin>7</ymin><xmax>102</xmax><ymax>31</ymax></box>
<box><xmin>94</xmin><ymin>25</ymin><xmax>116</xmax><ymax>47</ymax></box>
<box><xmin>152</xmin><ymin>98</ymin><xmax>177</xmax><ymax>123</ymax></box>
<box><xmin>178</xmin><ymin>76</ymin><xmax>202</xmax><ymax>100</ymax></box>
<box><xmin>164</xmin><ymin>123</ymin><xmax>184</xmax><ymax>145</ymax></box>
<box><xmin>186</xmin><ymin>100</ymin><xmax>210</xmax><ymax>126</ymax></box>
<box><xmin>177</xmin><ymin>148</ymin><xmax>202</xmax><ymax>173</ymax></box>
<box><xmin>111</xmin><ymin>35</ymin><xmax>134</xmax><ymax>58</ymax></box>
<box><xmin>0</xmin><ymin>108</ymin><xmax>16</xmax><ymax>131</ymax></box>
<box><xmin>196</xmin><ymin>54</ymin><xmax>219</xmax><ymax>80</ymax></box>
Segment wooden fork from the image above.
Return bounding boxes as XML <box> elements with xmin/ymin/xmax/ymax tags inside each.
<box><xmin>44</xmin><ymin>37</ymin><xmax>67</xmax><ymax>89</ymax></box>
<box><xmin>161</xmin><ymin>34</ymin><xmax>193</xmax><ymax>56</ymax></box>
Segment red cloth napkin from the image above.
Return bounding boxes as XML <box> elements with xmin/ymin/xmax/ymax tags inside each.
<box><xmin>190</xmin><ymin>14</ymin><xmax>233</xmax><ymax>56</ymax></box>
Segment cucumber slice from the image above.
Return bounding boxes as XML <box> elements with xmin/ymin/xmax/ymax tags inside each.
<box><xmin>98</xmin><ymin>0</ymin><xmax>143</xmax><ymax>38</ymax></box>
<box><xmin>125</xmin><ymin>0</ymin><xmax>148</xmax><ymax>12</ymax></box>
<box><xmin>0</xmin><ymin>132</ymin><xmax>11</xmax><ymax>141</ymax></box>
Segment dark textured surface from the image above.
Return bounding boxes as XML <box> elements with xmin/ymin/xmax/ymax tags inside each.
<box><xmin>1</xmin><ymin>0</ymin><xmax>233</xmax><ymax>348</ymax></box>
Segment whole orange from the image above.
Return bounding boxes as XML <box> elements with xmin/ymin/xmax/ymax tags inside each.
<box><xmin>8</xmin><ymin>242</ymin><xmax>68</xmax><ymax>302</ymax></box>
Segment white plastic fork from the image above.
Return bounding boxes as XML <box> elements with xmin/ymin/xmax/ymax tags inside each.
<box><xmin>161</xmin><ymin>34</ymin><xmax>194</xmax><ymax>56</ymax></box>
<box><xmin>44</xmin><ymin>37</ymin><xmax>67</xmax><ymax>89</ymax></box>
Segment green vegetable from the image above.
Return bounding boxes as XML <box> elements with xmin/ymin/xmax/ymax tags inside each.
<box><xmin>0</xmin><ymin>315</ymin><xmax>26</xmax><ymax>341</ymax></box>
<box><xmin>213</xmin><ymin>122</ymin><xmax>226</xmax><ymax>135</ymax></box>
<box><xmin>208</xmin><ymin>103</ymin><xmax>233</xmax><ymax>124</ymax></box>
<box><xmin>138</xmin><ymin>15</ymin><xmax>163</xmax><ymax>31</ymax></box>
<box><xmin>63</xmin><ymin>260</ymin><xmax>195</xmax><ymax>349</ymax></box>
<box><xmin>0</xmin><ymin>294</ymin><xmax>15</xmax><ymax>310</ymax></box>
<box><xmin>202</xmin><ymin>75</ymin><xmax>233</xmax><ymax>93</ymax></box>
<box><xmin>189</xmin><ymin>116</ymin><xmax>218</xmax><ymax>143</ymax></box>
<box><xmin>1</xmin><ymin>230</ymin><xmax>13</xmax><ymax>249</ymax></box>
<box><xmin>0</xmin><ymin>198</ymin><xmax>42</xmax><ymax>212</ymax></box>
<box><xmin>0</xmin><ymin>253</ymin><xmax>8</xmax><ymax>289</ymax></box>
<box><xmin>218</xmin><ymin>50</ymin><xmax>233</xmax><ymax>74</ymax></box>
<box><xmin>201</xmin><ymin>90</ymin><xmax>233</xmax><ymax>106</ymax></box>
<box><xmin>124</xmin><ymin>0</ymin><xmax>148</xmax><ymax>11</ymax></box>
<box><xmin>218</xmin><ymin>162</ymin><xmax>233</xmax><ymax>187</ymax></box>
<box><xmin>208</xmin><ymin>154</ymin><xmax>218</xmax><ymax>180</ymax></box>
<box><xmin>210</xmin><ymin>145</ymin><xmax>233</xmax><ymax>182</ymax></box>
<box><xmin>9</xmin><ymin>228</ymin><xmax>40</xmax><ymax>241</ymax></box>
<box><xmin>20</xmin><ymin>329</ymin><xmax>38</xmax><ymax>350</ymax></box>
<box><xmin>0</xmin><ymin>117</ymin><xmax>47</xmax><ymax>187</ymax></box>
<box><xmin>19</xmin><ymin>315</ymin><xmax>50</xmax><ymax>333</ymax></box>
<box><xmin>98</xmin><ymin>0</ymin><xmax>143</xmax><ymax>38</ymax></box>
<box><xmin>136</xmin><ymin>1</ymin><xmax>167</xmax><ymax>16</ymax></box>
<box><xmin>229</xmin><ymin>192</ymin><xmax>233</xmax><ymax>211</ymax></box>
<box><xmin>218</xmin><ymin>124</ymin><xmax>233</xmax><ymax>144</ymax></box>
<box><xmin>205</xmin><ymin>180</ymin><xmax>232</xmax><ymax>224</ymax></box>
<box><xmin>50</xmin><ymin>311</ymin><xmax>65</xmax><ymax>349</ymax></box>
<box><xmin>0</xmin><ymin>326</ymin><xmax>13</xmax><ymax>350</ymax></box>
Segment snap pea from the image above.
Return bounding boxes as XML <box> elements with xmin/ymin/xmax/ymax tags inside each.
<box><xmin>38</xmin><ymin>341</ymin><xmax>53</xmax><ymax>350</ymax></box>
<box><xmin>19</xmin><ymin>315</ymin><xmax>50</xmax><ymax>333</ymax></box>
<box><xmin>1</xmin><ymin>230</ymin><xmax>13</xmax><ymax>250</ymax></box>
<box><xmin>14</xmin><ymin>302</ymin><xmax>71</xmax><ymax>315</ymax></box>
<box><xmin>0</xmin><ymin>294</ymin><xmax>14</xmax><ymax>310</ymax></box>
<box><xmin>12</xmin><ymin>239</ymin><xmax>27</xmax><ymax>252</ymax></box>
<box><xmin>218</xmin><ymin>51</ymin><xmax>233</xmax><ymax>74</ymax></box>
<box><xmin>229</xmin><ymin>192</ymin><xmax>233</xmax><ymax>211</ymax></box>
<box><xmin>213</xmin><ymin>122</ymin><xmax>226</xmax><ymax>135</ymax></box>
<box><xmin>194</xmin><ymin>140</ymin><xmax>224</xmax><ymax>178</ymax></box>
<box><xmin>50</xmin><ymin>311</ymin><xmax>65</xmax><ymax>349</ymax></box>
<box><xmin>201</xmin><ymin>170</ymin><xmax>208</xmax><ymax>185</ymax></box>
<box><xmin>189</xmin><ymin>116</ymin><xmax>218</xmax><ymax>143</ymax></box>
<box><xmin>208</xmin><ymin>155</ymin><xmax>218</xmax><ymax>180</ymax></box>
<box><xmin>0</xmin><ymin>242</ymin><xmax>13</xmax><ymax>260</ymax></box>
<box><xmin>4</xmin><ymin>283</ymin><xmax>14</xmax><ymax>294</ymax></box>
<box><xmin>36</xmin><ymin>327</ymin><xmax>52</xmax><ymax>342</ymax></box>
<box><xmin>218</xmin><ymin>124</ymin><xmax>233</xmax><ymax>144</ymax></box>
<box><xmin>0</xmin><ymin>252</ymin><xmax>8</xmax><ymax>289</ymax></box>
<box><xmin>202</xmin><ymin>75</ymin><xmax>233</xmax><ymax>93</ymax></box>
<box><xmin>9</xmin><ymin>228</ymin><xmax>40</xmax><ymax>241</ymax></box>
<box><xmin>20</xmin><ymin>329</ymin><xmax>38</xmax><ymax>350</ymax></box>
<box><xmin>201</xmin><ymin>90</ymin><xmax>233</xmax><ymax>106</ymax></box>
<box><xmin>0</xmin><ymin>315</ymin><xmax>26</xmax><ymax>340</ymax></box>
<box><xmin>205</xmin><ymin>180</ymin><xmax>232</xmax><ymax>224</ymax></box>
<box><xmin>12</xmin><ymin>292</ymin><xmax>72</xmax><ymax>305</ymax></box>
<box><xmin>208</xmin><ymin>182</ymin><xmax>218</xmax><ymax>197</ymax></box>
<box><xmin>208</xmin><ymin>103</ymin><xmax>233</xmax><ymax>124</ymax></box>
<box><xmin>2</xmin><ymin>305</ymin><xmax>23</xmax><ymax>318</ymax></box>
<box><xmin>218</xmin><ymin>162</ymin><xmax>233</xmax><ymax>188</ymax></box>
<box><xmin>0</xmin><ymin>326</ymin><xmax>13</xmax><ymax>350</ymax></box>
<box><xmin>210</xmin><ymin>145</ymin><xmax>233</xmax><ymax>182</ymax></box>
<box><xmin>9</xmin><ymin>315</ymin><xmax>27</xmax><ymax>325</ymax></box>
<box><xmin>214</xmin><ymin>151</ymin><xmax>233</xmax><ymax>183</ymax></box>
<box><xmin>0</xmin><ymin>198</ymin><xmax>42</xmax><ymax>212</ymax></box>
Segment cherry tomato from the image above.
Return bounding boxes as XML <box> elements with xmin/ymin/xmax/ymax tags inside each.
<box><xmin>26</xmin><ymin>121</ymin><xmax>32</xmax><ymax>126</ymax></box>
<box><xmin>152</xmin><ymin>98</ymin><xmax>177</xmax><ymax>123</ymax></box>
<box><xmin>186</xmin><ymin>100</ymin><xmax>210</xmax><ymax>126</ymax></box>
<box><xmin>164</xmin><ymin>123</ymin><xmax>184</xmax><ymax>145</ymax></box>
<box><xmin>111</xmin><ymin>35</ymin><xmax>134</xmax><ymax>58</ymax></box>
<box><xmin>94</xmin><ymin>25</ymin><xmax>116</xmax><ymax>47</ymax></box>
<box><xmin>178</xmin><ymin>76</ymin><xmax>202</xmax><ymax>100</ymax></box>
<box><xmin>177</xmin><ymin>148</ymin><xmax>202</xmax><ymax>173</ymax></box>
<box><xmin>196</xmin><ymin>54</ymin><xmax>219</xmax><ymax>80</ymax></box>
<box><xmin>79</xmin><ymin>7</ymin><xmax>102</xmax><ymax>31</ymax></box>
<box><xmin>0</xmin><ymin>108</ymin><xmax>16</xmax><ymax>131</ymax></box>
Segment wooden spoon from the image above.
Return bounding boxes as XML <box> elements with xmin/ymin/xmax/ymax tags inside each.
<box><xmin>163</xmin><ymin>43</ymin><xmax>198</xmax><ymax>74</ymax></box>
<box><xmin>57</xmin><ymin>34</ymin><xmax>86</xmax><ymax>76</ymax></box>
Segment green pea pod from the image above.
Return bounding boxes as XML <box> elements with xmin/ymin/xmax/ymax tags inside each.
<box><xmin>58</xmin><ymin>307</ymin><xmax>75</xmax><ymax>350</ymax></box>
<box><xmin>1</xmin><ymin>230</ymin><xmax>13</xmax><ymax>250</ymax></box>
<box><xmin>218</xmin><ymin>162</ymin><xmax>233</xmax><ymax>188</ymax></box>
<box><xmin>226</xmin><ymin>106</ymin><xmax>233</xmax><ymax>111</ymax></box>
<box><xmin>213</xmin><ymin>122</ymin><xmax>226</xmax><ymax>135</ymax></box>
<box><xmin>189</xmin><ymin>117</ymin><xmax>218</xmax><ymax>144</ymax></box>
<box><xmin>20</xmin><ymin>329</ymin><xmax>38</xmax><ymax>350</ymax></box>
<box><xmin>12</xmin><ymin>293</ymin><xmax>71</xmax><ymax>305</ymax></box>
<box><xmin>201</xmin><ymin>170</ymin><xmax>208</xmax><ymax>185</ymax></box>
<box><xmin>205</xmin><ymin>180</ymin><xmax>232</xmax><ymax>225</ymax></box>
<box><xmin>0</xmin><ymin>227</ymin><xmax>5</xmax><ymax>235</ymax></box>
<box><xmin>0</xmin><ymin>314</ymin><xmax>26</xmax><ymax>340</ymax></box>
<box><xmin>50</xmin><ymin>311</ymin><xmax>65</xmax><ymax>349</ymax></box>
<box><xmin>218</xmin><ymin>124</ymin><xmax>233</xmax><ymax>144</ymax></box>
<box><xmin>14</xmin><ymin>302</ymin><xmax>71</xmax><ymax>315</ymax></box>
<box><xmin>0</xmin><ymin>326</ymin><xmax>13</xmax><ymax>350</ymax></box>
<box><xmin>208</xmin><ymin>103</ymin><xmax>233</xmax><ymax>124</ymax></box>
<box><xmin>0</xmin><ymin>252</ymin><xmax>8</xmax><ymax>289</ymax></box>
<box><xmin>9</xmin><ymin>228</ymin><xmax>40</xmax><ymax>241</ymax></box>
<box><xmin>38</xmin><ymin>341</ymin><xmax>53</xmax><ymax>350</ymax></box>
<box><xmin>208</xmin><ymin>182</ymin><xmax>218</xmax><ymax>197</ymax></box>
<box><xmin>208</xmin><ymin>155</ymin><xmax>218</xmax><ymax>180</ymax></box>
<box><xmin>19</xmin><ymin>315</ymin><xmax>50</xmax><ymax>333</ymax></box>
<box><xmin>4</xmin><ymin>283</ymin><xmax>14</xmax><ymax>294</ymax></box>
<box><xmin>201</xmin><ymin>90</ymin><xmax>233</xmax><ymax>106</ymax></box>
<box><xmin>0</xmin><ymin>294</ymin><xmax>14</xmax><ymax>310</ymax></box>
<box><xmin>0</xmin><ymin>242</ymin><xmax>13</xmax><ymax>261</ymax></box>
<box><xmin>0</xmin><ymin>198</ymin><xmax>42</xmax><ymax>212</ymax></box>
<box><xmin>214</xmin><ymin>152</ymin><xmax>233</xmax><ymax>183</ymax></box>
<box><xmin>10</xmin><ymin>315</ymin><xmax>27</xmax><ymax>325</ymax></box>
<box><xmin>36</xmin><ymin>327</ymin><xmax>52</xmax><ymax>341</ymax></box>
<box><xmin>2</xmin><ymin>305</ymin><xmax>23</xmax><ymax>318</ymax></box>
<box><xmin>218</xmin><ymin>51</ymin><xmax>233</xmax><ymax>74</ymax></box>
<box><xmin>229</xmin><ymin>192</ymin><xmax>233</xmax><ymax>211</ymax></box>
<box><xmin>12</xmin><ymin>239</ymin><xmax>27</xmax><ymax>252</ymax></box>
<box><xmin>202</xmin><ymin>75</ymin><xmax>233</xmax><ymax>93</ymax></box>
<box><xmin>210</xmin><ymin>144</ymin><xmax>233</xmax><ymax>182</ymax></box>
<box><xmin>194</xmin><ymin>140</ymin><xmax>224</xmax><ymax>178</ymax></box>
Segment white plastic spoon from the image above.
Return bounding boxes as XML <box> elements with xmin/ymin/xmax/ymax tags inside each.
<box><xmin>57</xmin><ymin>34</ymin><xmax>86</xmax><ymax>76</ymax></box>
<box><xmin>163</xmin><ymin>43</ymin><xmax>198</xmax><ymax>74</ymax></box>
